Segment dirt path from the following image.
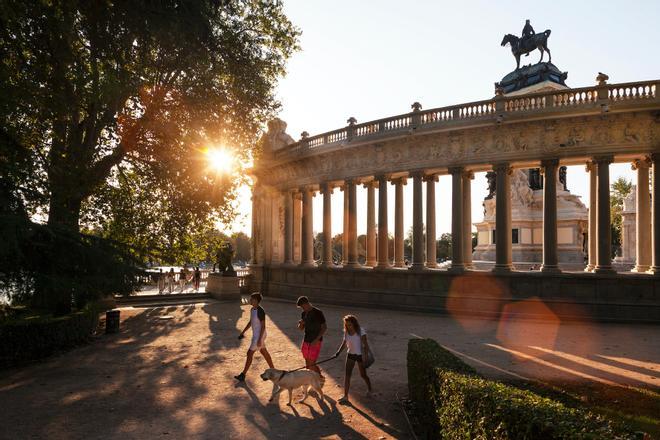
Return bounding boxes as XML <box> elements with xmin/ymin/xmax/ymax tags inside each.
<box><xmin>1</xmin><ymin>297</ymin><xmax>658</xmax><ymax>439</ymax></box>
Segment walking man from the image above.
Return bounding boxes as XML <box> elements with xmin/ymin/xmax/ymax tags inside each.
<box><xmin>296</xmin><ymin>296</ymin><xmax>327</xmax><ymax>379</ymax></box>
<box><xmin>234</xmin><ymin>293</ymin><xmax>275</xmax><ymax>381</ymax></box>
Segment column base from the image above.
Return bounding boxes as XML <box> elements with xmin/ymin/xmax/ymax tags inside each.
<box><xmin>647</xmin><ymin>266</ymin><xmax>660</xmax><ymax>275</ymax></box>
<box><xmin>584</xmin><ymin>264</ymin><xmax>594</xmax><ymax>272</ymax></box>
<box><xmin>344</xmin><ymin>262</ymin><xmax>362</xmax><ymax>269</ymax></box>
<box><xmin>299</xmin><ymin>261</ymin><xmax>317</xmax><ymax>268</ymax></box>
<box><xmin>632</xmin><ymin>265</ymin><xmax>650</xmax><ymax>273</ymax></box>
<box><xmin>365</xmin><ymin>260</ymin><xmax>377</xmax><ymax>268</ymax></box>
<box><xmin>394</xmin><ymin>261</ymin><xmax>405</xmax><ymax>268</ymax></box>
<box><xmin>375</xmin><ymin>263</ymin><xmax>391</xmax><ymax>270</ymax></box>
<box><xmin>320</xmin><ymin>261</ymin><xmax>337</xmax><ymax>268</ymax></box>
<box><xmin>449</xmin><ymin>265</ymin><xmax>465</xmax><ymax>274</ymax></box>
<box><xmin>492</xmin><ymin>264</ymin><xmax>514</xmax><ymax>273</ymax></box>
<box><xmin>408</xmin><ymin>263</ymin><xmax>426</xmax><ymax>271</ymax></box>
<box><xmin>593</xmin><ymin>266</ymin><xmax>616</xmax><ymax>274</ymax></box>
<box><xmin>426</xmin><ymin>262</ymin><xmax>438</xmax><ymax>269</ymax></box>
<box><xmin>540</xmin><ymin>265</ymin><xmax>561</xmax><ymax>273</ymax></box>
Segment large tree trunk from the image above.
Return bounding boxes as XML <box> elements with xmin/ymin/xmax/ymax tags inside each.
<box><xmin>47</xmin><ymin>190</ymin><xmax>83</xmax><ymax>232</ymax></box>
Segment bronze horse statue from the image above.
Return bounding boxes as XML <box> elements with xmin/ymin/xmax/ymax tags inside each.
<box><xmin>501</xmin><ymin>30</ymin><xmax>552</xmax><ymax>70</ymax></box>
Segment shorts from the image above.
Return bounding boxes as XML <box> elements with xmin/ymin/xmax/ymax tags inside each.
<box><xmin>301</xmin><ymin>341</ymin><xmax>322</xmax><ymax>362</ymax></box>
<box><xmin>249</xmin><ymin>335</ymin><xmax>266</xmax><ymax>351</ymax></box>
<box><xmin>347</xmin><ymin>353</ymin><xmax>363</xmax><ymax>362</ymax></box>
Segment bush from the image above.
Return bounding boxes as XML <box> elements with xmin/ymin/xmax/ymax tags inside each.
<box><xmin>0</xmin><ymin>306</ymin><xmax>100</xmax><ymax>368</ymax></box>
<box><xmin>407</xmin><ymin>338</ymin><xmax>636</xmax><ymax>440</ymax></box>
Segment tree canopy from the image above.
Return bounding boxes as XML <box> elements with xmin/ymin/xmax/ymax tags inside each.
<box><xmin>1</xmin><ymin>0</ymin><xmax>300</xmax><ymax>240</ymax></box>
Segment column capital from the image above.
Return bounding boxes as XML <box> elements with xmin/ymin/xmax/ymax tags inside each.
<box><xmin>463</xmin><ymin>169</ymin><xmax>475</xmax><ymax>180</ymax></box>
<box><xmin>390</xmin><ymin>176</ymin><xmax>408</xmax><ymax>185</ymax></box>
<box><xmin>632</xmin><ymin>156</ymin><xmax>651</xmax><ymax>170</ymax></box>
<box><xmin>409</xmin><ymin>170</ymin><xmax>425</xmax><ymax>179</ymax></box>
<box><xmin>448</xmin><ymin>166</ymin><xmax>464</xmax><ymax>175</ymax></box>
<box><xmin>593</xmin><ymin>155</ymin><xmax>614</xmax><ymax>166</ymax></box>
<box><xmin>423</xmin><ymin>173</ymin><xmax>439</xmax><ymax>182</ymax></box>
<box><xmin>319</xmin><ymin>181</ymin><xmax>334</xmax><ymax>195</ymax></box>
<box><xmin>362</xmin><ymin>179</ymin><xmax>378</xmax><ymax>189</ymax></box>
<box><xmin>375</xmin><ymin>174</ymin><xmax>391</xmax><ymax>183</ymax></box>
<box><xmin>493</xmin><ymin>163</ymin><xmax>512</xmax><ymax>174</ymax></box>
<box><xmin>541</xmin><ymin>158</ymin><xmax>560</xmax><ymax>168</ymax></box>
<box><xmin>585</xmin><ymin>160</ymin><xmax>597</xmax><ymax>173</ymax></box>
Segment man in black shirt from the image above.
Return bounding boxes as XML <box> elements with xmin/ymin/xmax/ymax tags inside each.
<box><xmin>297</xmin><ymin>296</ymin><xmax>326</xmax><ymax>378</ymax></box>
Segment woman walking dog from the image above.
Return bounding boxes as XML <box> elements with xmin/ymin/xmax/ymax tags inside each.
<box><xmin>334</xmin><ymin>314</ymin><xmax>373</xmax><ymax>404</ymax></box>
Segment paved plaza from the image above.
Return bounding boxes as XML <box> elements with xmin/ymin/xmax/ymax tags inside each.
<box><xmin>1</xmin><ymin>298</ymin><xmax>658</xmax><ymax>439</ymax></box>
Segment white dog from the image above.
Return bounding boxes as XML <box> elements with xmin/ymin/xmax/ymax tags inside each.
<box><xmin>260</xmin><ymin>368</ymin><xmax>324</xmax><ymax>406</ymax></box>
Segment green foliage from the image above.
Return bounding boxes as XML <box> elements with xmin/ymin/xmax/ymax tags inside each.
<box><xmin>407</xmin><ymin>338</ymin><xmax>635</xmax><ymax>440</ymax></box>
<box><xmin>0</xmin><ymin>306</ymin><xmax>99</xmax><ymax>368</ymax></box>
<box><xmin>610</xmin><ymin>177</ymin><xmax>633</xmax><ymax>251</ymax></box>
<box><xmin>0</xmin><ymin>214</ymin><xmax>142</xmax><ymax>313</ymax></box>
<box><xmin>436</xmin><ymin>232</ymin><xmax>453</xmax><ymax>261</ymax></box>
<box><xmin>1</xmin><ymin>0</ymin><xmax>300</xmax><ymax>234</ymax></box>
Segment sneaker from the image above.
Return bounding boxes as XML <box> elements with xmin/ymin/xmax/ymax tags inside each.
<box><xmin>234</xmin><ymin>373</ymin><xmax>245</xmax><ymax>382</ymax></box>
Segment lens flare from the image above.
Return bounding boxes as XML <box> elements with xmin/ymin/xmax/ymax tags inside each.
<box><xmin>206</xmin><ymin>147</ymin><xmax>233</xmax><ymax>173</ymax></box>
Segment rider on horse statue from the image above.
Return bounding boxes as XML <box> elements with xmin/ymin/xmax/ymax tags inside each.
<box><xmin>521</xmin><ymin>19</ymin><xmax>535</xmax><ymax>56</ymax></box>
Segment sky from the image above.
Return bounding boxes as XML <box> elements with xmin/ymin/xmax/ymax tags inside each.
<box><xmin>224</xmin><ymin>0</ymin><xmax>660</xmax><ymax>238</ymax></box>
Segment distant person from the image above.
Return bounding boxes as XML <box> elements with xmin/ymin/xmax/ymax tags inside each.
<box><xmin>193</xmin><ymin>267</ymin><xmax>201</xmax><ymax>292</ymax></box>
<box><xmin>234</xmin><ymin>293</ymin><xmax>275</xmax><ymax>382</ymax></box>
<box><xmin>296</xmin><ymin>296</ymin><xmax>327</xmax><ymax>379</ymax></box>
<box><xmin>334</xmin><ymin>314</ymin><xmax>372</xmax><ymax>404</ymax></box>
<box><xmin>167</xmin><ymin>268</ymin><xmax>175</xmax><ymax>294</ymax></box>
<box><xmin>179</xmin><ymin>267</ymin><xmax>188</xmax><ymax>292</ymax></box>
<box><xmin>157</xmin><ymin>269</ymin><xmax>166</xmax><ymax>294</ymax></box>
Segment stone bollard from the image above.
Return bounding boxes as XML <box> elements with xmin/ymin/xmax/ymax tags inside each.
<box><xmin>105</xmin><ymin>309</ymin><xmax>120</xmax><ymax>334</ymax></box>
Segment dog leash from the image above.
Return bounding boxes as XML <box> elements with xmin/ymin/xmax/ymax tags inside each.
<box><xmin>278</xmin><ymin>354</ymin><xmax>339</xmax><ymax>380</ymax></box>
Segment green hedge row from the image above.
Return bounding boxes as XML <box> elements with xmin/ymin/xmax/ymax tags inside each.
<box><xmin>0</xmin><ymin>307</ymin><xmax>100</xmax><ymax>368</ymax></box>
<box><xmin>407</xmin><ymin>338</ymin><xmax>636</xmax><ymax>439</ymax></box>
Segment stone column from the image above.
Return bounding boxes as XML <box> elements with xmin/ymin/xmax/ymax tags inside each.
<box><xmin>463</xmin><ymin>171</ymin><xmax>474</xmax><ymax>270</ymax></box>
<box><xmin>493</xmin><ymin>163</ymin><xmax>514</xmax><ymax>272</ymax></box>
<box><xmin>320</xmin><ymin>182</ymin><xmax>334</xmax><ymax>267</ymax></box>
<box><xmin>449</xmin><ymin>167</ymin><xmax>465</xmax><ymax>272</ymax></box>
<box><xmin>376</xmin><ymin>175</ymin><xmax>390</xmax><ymax>269</ymax></box>
<box><xmin>250</xmin><ymin>190</ymin><xmax>259</xmax><ymax>265</ymax></box>
<box><xmin>541</xmin><ymin>159</ymin><xmax>560</xmax><ymax>273</ymax></box>
<box><xmin>594</xmin><ymin>156</ymin><xmax>615</xmax><ymax>274</ymax></box>
<box><xmin>424</xmin><ymin>174</ymin><xmax>438</xmax><ymax>268</ymax></box>
<box><xmin>410</xmin><ymin>172</ymin><xmax>425</xmax><ymax>270</ymax></box>
<box><xmin>346</xmin><ymin>179</ymin><xmax>360</xmax><ymax>268</ymax></box>
<box><xmin>283</xmin><ymin>190</ymin><xmax>294</xmax><ymax>265</ymax></box>
<box><xmin>293</xmin><ymin>192</ymin><xmax>302</xmax><ymax>264</ymax></box>
<box><xmin>365</xmin><ymin>180</ymin><xmax>377</xmax><ymax>267</ymax></box>
<box><xmin>650</xmin><ymin>154</ymin><xmax>660</xmax><ymax>274</ymax></box>
<box><xmin>633</xmin><ymin>158</ymin><xmax>651</xmax><ymax>272</ymax></box>
<box><xmin>393</xmin><ymin>177</ymin><xmax>406</xmax><ymax>267</ymax></box>
<box><xmin>342</xmin><ymin>185</ymin><xmax>349</xmax><ymax>265</ymax></box>
<box><xmin>300</xmin><ymin>187</ymin><xmax>315</xmax><ymax>267</ymax></box>
<box><xmin>585</xmin><ymin>161</ymin><xmax>597</xmax><ymax>272</ymax></box>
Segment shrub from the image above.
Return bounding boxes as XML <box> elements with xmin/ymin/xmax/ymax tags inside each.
<box><xmin>407</xmin><ymin>338</ymin><xmax>636</xmax><ymax>440</ymax></box>
<box><xmin>0</xmin><ymin>306</ymin><xmax>100</xmax><ymax>368</ymax></box>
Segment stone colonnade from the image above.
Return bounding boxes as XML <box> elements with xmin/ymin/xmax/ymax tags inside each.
<box><xmin>266</xmin><ymin>155</ymin><xmax>659</xmax><ymax>274</ymax></box>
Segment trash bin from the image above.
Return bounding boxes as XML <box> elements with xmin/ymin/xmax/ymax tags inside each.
<box><xmin>106</xmin><ymin>309</ymin><xmax>120</xmax><ymax>334</ymax></box>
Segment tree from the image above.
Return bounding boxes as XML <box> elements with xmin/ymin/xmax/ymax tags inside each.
<box><xmin>436</xmin><ymin>233</ymin><xmax>452</xmax><ymax>261</ymax></box>
<box><xmin>1</xmin><ymin>0</ymin><xmax>300</xmax><ymax>233</ymax></box>
<box><xmin>230</xmin><ymin>232</ymin><xmax>251</xmax><ymax>264</ymax></box>
<box><xmin>610</xmin><ymin>177</ymin><xmax>633</xmax><ymax>254</ymax></box>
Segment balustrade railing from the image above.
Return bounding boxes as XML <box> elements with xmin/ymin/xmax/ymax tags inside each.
<box><xmin>272</xmin><ymin>80</ymin><xmax>658</xmax><ymax>160</ymax></box>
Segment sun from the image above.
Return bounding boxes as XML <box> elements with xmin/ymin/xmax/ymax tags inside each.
<box><xmin>206</xmin><ymin>147</ymin><xmax>234</xmax><ymax>173</ymax></box>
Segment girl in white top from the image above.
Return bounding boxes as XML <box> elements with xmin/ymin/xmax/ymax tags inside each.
<box><xmin>334</xmin><ymin>314</ymin><xmax>372</xmax><ymax>403</ymax></box>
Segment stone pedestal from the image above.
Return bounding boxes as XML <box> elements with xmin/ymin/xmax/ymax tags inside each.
<box><xmin>206</xmin><ymin>273</ymin><xmax>241</xmax><ymax>300</ymax></box>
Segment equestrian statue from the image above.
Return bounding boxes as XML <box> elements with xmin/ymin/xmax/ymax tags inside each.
<box><xmin>501</xmin><ymin>20</ymin><xmax>552</xmax><ymax>70</ymax></box>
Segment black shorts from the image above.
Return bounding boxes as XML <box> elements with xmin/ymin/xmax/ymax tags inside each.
<box><xmin>347</xmin><ymin>353</ymin><xmax>363</xmax><ymax>362</ymax></box>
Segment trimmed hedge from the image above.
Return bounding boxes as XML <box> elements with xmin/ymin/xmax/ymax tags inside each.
<box><xmin>0</xmin><ymin>307</ymin><xmax>99</xmax><ymax>368</ymax></box>
<box><xmin>407</xmin><ymin>338</ymin><xmax>636</xmax><ymax>439</ymax></box>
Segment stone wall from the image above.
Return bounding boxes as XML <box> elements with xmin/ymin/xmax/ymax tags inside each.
<box><xmin>250</xmin><ymin>266</ymin><xmax>660</xmax><ymax>323</ymax></box>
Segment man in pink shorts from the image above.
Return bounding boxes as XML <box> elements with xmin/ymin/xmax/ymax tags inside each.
<box><xmin>297</xmin><ymin>296</ymin><xmax>327</xmax><ymax>378</ymax></box>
